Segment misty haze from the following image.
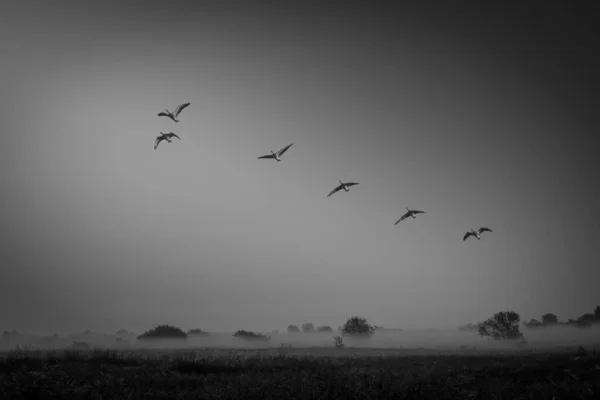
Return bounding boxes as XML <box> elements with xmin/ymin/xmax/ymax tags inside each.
<box><xmin>1</xmin><ymin>1</ymin><xmax>599</xmax><ymax>398</ymax></box>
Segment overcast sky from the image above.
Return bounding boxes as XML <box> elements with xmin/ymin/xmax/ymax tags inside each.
<box><xmin>1</xmin><ymin>1</ymin><xmax>598</xmax><ymax>334</ymax></box>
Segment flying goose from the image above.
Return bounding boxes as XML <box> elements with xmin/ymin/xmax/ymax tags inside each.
<box><xmin>154</xmin><ymin>132</ymin><xmax>181</xmax><ymax>150</ymax></box>
<box><xmin>327</xmin><ymin>181</ymin><xmax>359</xmax><ymax>198</ymax></box>
<box><xmin>463</xmin><ymin>227</ymin><xmax>492</xmax><ymax>241</ymax></box>
<box><xmin>257</xmin><ymin>143</ymin><xmax>294</xmax><ymax>162</ymax></box>
<box><xmin>395</xmin><ymin>207</ymin><xmax>425</xmax><ymax>225</ymax></box>
<box><xmin>158</xmin><ymin>102</ymin><xmax>191</xmax><ymax>123</ymax></box>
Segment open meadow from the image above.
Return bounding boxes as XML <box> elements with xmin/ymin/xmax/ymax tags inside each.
<box><xmin>1</xmin><ymin>346</ymin><xmax>600</xmax><ymax>399</ymax></box>
<box><xmin>1</xmin><ymin>327</ymin><xmax>600</xmax><ymax>399</ymax></box>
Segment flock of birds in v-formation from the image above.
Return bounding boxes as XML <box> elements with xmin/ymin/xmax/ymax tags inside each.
<box><xmin>155</xmin><ymin>102</ymin><xmax>492</xmax><ymax>242</ymax></box>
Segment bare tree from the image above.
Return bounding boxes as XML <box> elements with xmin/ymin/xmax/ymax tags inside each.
<box><xmin>478</xmin><ymin>311</ymin><xmax>523</xmax><ymax>340</ymax></box>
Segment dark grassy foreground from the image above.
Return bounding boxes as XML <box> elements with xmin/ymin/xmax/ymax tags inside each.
<box><xmin>1</xmin><ymin>348</ymin><xmax>599</xmax><ymax>399</ymax></box>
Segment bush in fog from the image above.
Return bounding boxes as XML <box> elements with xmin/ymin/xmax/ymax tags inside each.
<box><xmin>559</xmin><ymin>319</ymin><xmax>591</xmax><ymax>329</ymax></box>
<box><xmin>541</xmin><ymin>313</ymin><xmax>558</xmax><ymax>325</ymax></box>
<box><xmin>301</xmin><ymin>323</ymin><xmax>315</xmax><ymax>333</ymax></box>
<box><xmin>523</xmin><ymin>318</ymin><xmax>544</xmax><ymax>329</ymax></box>
<box><xmin>340</xmin><ymin>316</ymin><xmax>375</xmax><ymax>337</ymax></box>
<box><xmin>187</xmin><ymin>329</ymin><xmax>209</xmax><ymax>336</ymax></box>
<box><xmin>317</xmin><ymin>326</ymin><xmax>332</xmax><ymax>333</ymax></box>
<box><xmin>333</xmin><ymin>335</ymin><xmax>345</xmax><ymax>348</ymax></box>
<box><xmin>478</xmin><ymin>311</ymin><xmax>523</xmax><ymax>340</ymax></box>
<box><xmin>594</xmin><ymin>305</ymin><xmax>600</xmax><ymax>320</ymax></box>
<box><xmin>137</xmin><ymin>325</ymin><xmax>187</xmax><ymax>340</ymax></box>
<box><xmin>233</xmin><ymin>330</ymin><xmax>270</xmax><ymax>341</ymax></box>
<box><xmin>577</xmin><ymin>313</ymin><xmax>596</xmax><ymax>324</ymax></box>
<box><xmin>571</xmin><ymin>319</ymin><xmax>592</xmax><ymax>329</ymax></box>
<box><xmin>287</xmin><ymin>325</ymin><xmax>300</xmax><ymax>333</ymax></box>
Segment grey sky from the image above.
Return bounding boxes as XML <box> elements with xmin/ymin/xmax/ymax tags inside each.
<box><xmin>1</xmin><ymin>1</ymin><xmax>598</xmax><ymax>334</ymax></box>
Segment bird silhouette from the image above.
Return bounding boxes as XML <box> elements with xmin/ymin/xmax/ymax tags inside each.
<box><xmin>327</xmin><ymin>181</ymin><xmax>360</xmax><ymax>198</ymax></box>
<box><xmin>395</xmin><ymin>208</ymin><xmax>425</xmax><ymax>225</ymax></box>
<box><xmin>154</xmin><ymin>132</ymin><xmax>181</xmax><ymax>150</ymax></box>
<box><xmin>463</xmin><ymin>227</ymin><xmax>492</xmax><ymax>241</ymax></box>
<box><xmin>158</xmin><ymin>102</ymin><xmax>191</xmax><ymax>123</ymax></box>
<box><xmin>257</xmin><ymin>143</ymin><xmax>294</xmax><ymax>162</ymax></box>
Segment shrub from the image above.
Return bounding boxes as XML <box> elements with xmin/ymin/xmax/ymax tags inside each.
<box><xmin>577</xmin><ymin>313</ymin><xmax>596</xmax><ymax>324</ymax></box>
<box><xmin>524</xmin><ymin>318</ymin><xmax>545</xmax><ymax>329</ymax></box>
<box><xmin>541</xmin><ymin>313</ymin><xmax>558</xmax><ymax>325</ymax></box>
<box><xmin>301</xmin><ymin>323</ymin><xmax>315</xmax><ymax>333</ymax></box>
<box><xmin>317</xmin><ymin>326</ymin><xmax>332</xmax><ymax>333</ymax></box>
<box><xmin>287</xmin><ymin>325</ymin><xmax>300</xmax><ymax>333</ymax></box>
<box><xmin>478</xmin><ymin>311</ymin><xmax>523</xmax><ymax>340</ymax></box>
<box><xmin>340</xmin><ymin>316</ymin><xmax>374</xmax><ymax>337</ymax></box>
<box><xmin>568</xmin><ymin>319</ymin><xmax>592</xmax><ymax>329</ymax></box>
<box><xmin>137</xmin><ymin>325</ymin><xmax>187</xmax><ymax>340</ymax></box>
<box><xmin>333</xmin><ymin>336</ymin><xmax>345</xmax><ymax>348</ymax></box>
<box><xmin>233</xmin><ymin>330</ymin><xmax>270</xmax><ymax>341</ymax></box>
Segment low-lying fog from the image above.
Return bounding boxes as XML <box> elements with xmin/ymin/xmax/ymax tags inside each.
<box><xmin>2</xmin><ymin>326</ymin><xmax>599</xmax><ymax>354</ymax></box>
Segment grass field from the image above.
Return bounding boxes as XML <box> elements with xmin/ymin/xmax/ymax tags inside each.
<box><xmin>1</xmin><ymin>347</ymin><xmax>599</xmax><ymax>399</ymax></box>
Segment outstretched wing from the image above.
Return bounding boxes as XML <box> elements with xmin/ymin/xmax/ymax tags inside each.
<box><xmin>166</xmin><ymin>133</ymin><xmax>181</xmax><ymax>140</ymax></box>
<box><xmin>395</xmin><ymin>211</ymin><xmax>410</xmax><ymax>225</ymax></box>
<box><xmin>258</xmin><ymin>154</ymin><xmax>276</xmax><ymax>160</ymax></box>
<box><xmin>463</xmin><ymin>232</ymin><xmax>474</xmax><ymax>241</ymax></box>
<box><xmin>344</xmin><ymin>182</ymin><xmax>359</xmax><ymax>187</ymax></box>
<box><xmin>154</xmin><ymin>136</ymin><xmax>163</xmax><ymax>150</ymax></box>
<box><xmin>158</xmin><ymin>112</ymin><xmax>170</xmax><ymax>118</ymax></box>
<box><xmin>412</xmin><ymin>210</ymin><xmax>425</xmax><ymax>215</ymax></box>
<box><xmin>327</xmin><ymin>184</ymin><xmax>343</xmax><ymax>198</ymax></box>
<box><xmin>174</xmin><ymin>102</ymin><xmax>190</xmax><ymax>117</ymax></box>
<box><xmin>276</xmin><ymin>143</ymin><xmax>293</xmax><ymax>157</ymax></box>
<box><xmin>478</xmin><ymin>227</ymin><xmax>492</xmax><ymax>234</ymax></box>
